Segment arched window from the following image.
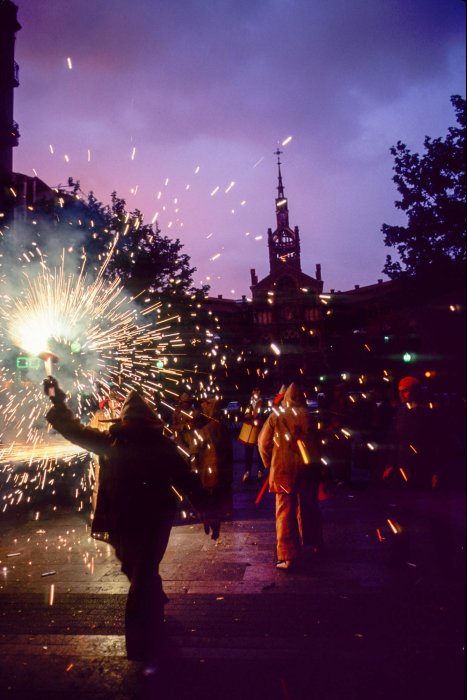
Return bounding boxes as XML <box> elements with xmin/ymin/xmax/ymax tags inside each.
<box><xmin>305</xmin><ymin>307</ymin><xmax>320</xmax><ymax>321</ymax></box>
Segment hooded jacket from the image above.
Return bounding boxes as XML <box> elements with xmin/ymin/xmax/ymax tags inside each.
<box><xmin>46</xmin><ymin>391</ymin><xmax>207</xmax><ymax>552</ymax></box>
<box><xmin>258</xmin><ymin>383</ymin><xmax>321</xmax><ymax>494</ymax></box>
<box><xmin>190</xmin><ymin>398</ymin><xmax>233</xmax><ymax>493</ymax></box>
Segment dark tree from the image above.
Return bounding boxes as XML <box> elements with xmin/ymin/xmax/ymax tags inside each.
<box><xmin>382</xmin><ymin>95</ymin><xmax>466</xmax><ymax>279</ymax></box>
<box><xmin>52</xmin><ymin>182</ymin><xmax>209</xmax><ymax>304</ymax></box>
<box><xmin>0</xmin><ymin>181</ymin><xmax>219</xmax><ymax>392</ymax></box>
<box><xmin>49</xmin><ymin>183</ymin><xmax>219</xmax><ymax>382</ymax></box>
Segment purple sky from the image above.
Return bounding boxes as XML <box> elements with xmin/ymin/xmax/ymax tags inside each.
<box><xmin>13</xmin><ymin>0</ymin><xmax>466</xmax><ymax>298</ymax></box>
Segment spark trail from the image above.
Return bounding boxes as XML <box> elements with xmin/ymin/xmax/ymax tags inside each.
<box><xmin>0</xmin><ymin>250</ymin><xmax>186</xmax><ymax>509</ymax></box>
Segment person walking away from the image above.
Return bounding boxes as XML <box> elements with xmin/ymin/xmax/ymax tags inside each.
<box><xmin>258</xmin><ymin>382</ymin><xmax>323</xmax><ymax>570</ymax></box>
<box><xmin>44</xmin><ymin>378</ymin><xmax>218</xmax><ymax>673</ymax></box>
<box><xmin>240</xmin><ymin>387</ymin><xmax>265</xmax><ymax>482</ymax></box>
<box><xmin>189</xmin><ymin>397</ymin><xmax>234</xmax><ymax>524</ymax></box>
<box><xmin>321</xmin><ymin>382</ymin><xmax>355</xmax><ymax>485</ymax></box>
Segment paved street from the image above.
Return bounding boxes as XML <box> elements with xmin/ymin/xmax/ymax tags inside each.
<box><xmin>0</xmin><ymin>445</ymin><xmax>465</xmax><ymax>700</ymax></box>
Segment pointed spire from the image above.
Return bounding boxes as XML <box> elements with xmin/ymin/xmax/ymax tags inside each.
<box><xmin>274</xmin><ymin>148</ymin><xmax>289</xmax><ymax>229</ymax></box>
<box><xmin>274</xmin><ymin>148</ymin><xmax>285</xmax><ymax>199</ymax></box>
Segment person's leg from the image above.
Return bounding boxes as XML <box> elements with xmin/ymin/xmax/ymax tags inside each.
<box><xmin>256</xmin><ymin>446</ymin><xmax>264</xmax><ymax>479</ymax></box>
<box><xmin>124</xmin><ymin>515</ymin><xmax>174</xmax><ymax>665</ymax></box>
<box><xmin>297</xmin><ymin>485</ymin><xmax>324</xmax><ymax>551</ymax></box>
<box><xmin>276</xmin><ymin>492</ymin><xmax>301</xmax><ymax>564</ymax></box>
<box><xmin>242</xmin><ymin>443</ymin><xmax>253</xmax><ymax>481</ymax></box>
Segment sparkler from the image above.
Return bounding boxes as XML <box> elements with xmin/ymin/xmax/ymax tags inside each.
<box><xmin>38</xmin><ymin>351</ymin><xmax>59</xmax><ymax>379</ymax></box>
<box><xmin>0</xmin><ymin>249</ymin><xmax>192</xmax><ymax>511</ymax></box>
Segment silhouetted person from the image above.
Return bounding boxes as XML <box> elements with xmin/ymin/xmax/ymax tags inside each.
<box><xmin>240</xmin><ymin>387</ymin><xmax>264</xmax><ymax>482</ymax></box>
<box><xmin>322</xmin><ymin>382</ymin><xmax>354</xmax><ymax>485</ymax></box>
<box><xmin>382</xmin><ymin>376</ymin><xmax>445</xmax><ymax>567</ymax></box>
<box><xmin>189</xmin><ymin>397</ymin><xmax>233</xmax><ymax>522</ymax></box>
<box><xmin>44</xmin><ymin>378</ymin><xmax>218</xmax><ymax>674</ymax></box>
<box><xmin>391</xmin><ymin>376</ymin><xmax>439</xmax><ymax>489</ymax></box>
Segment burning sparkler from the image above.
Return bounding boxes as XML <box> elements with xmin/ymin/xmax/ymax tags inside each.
<box><xmin>0</xmin><ymin>248</ymin><xmax>192</xmax><ymax>511</ymax></box>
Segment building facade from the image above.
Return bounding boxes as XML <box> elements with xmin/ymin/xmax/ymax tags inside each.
<box><xmin>0</xmin><ymin>0</ymin><xmax>21</xmax><ymax>214</ymax></box>
<box><xmin>248</xmin><ymin>150</ymin><xmax>326</xmax><ymax>382</ymax></box>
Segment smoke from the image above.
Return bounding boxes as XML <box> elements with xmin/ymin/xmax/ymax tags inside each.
<box><xmin>0</xmin><ymin>216</ymin><xmax>167</xmax><ymax>446</ymax></box>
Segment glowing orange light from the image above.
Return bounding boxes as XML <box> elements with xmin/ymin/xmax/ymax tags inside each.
<box><xmin>297</xmin><ymin>439</ymin><xmax>310</xmax><ymax>464</ymax></box>
<box><xmin>255</xmin><ymin>475</ymin><xmax>270</xmax><ymax>504</ymax></box>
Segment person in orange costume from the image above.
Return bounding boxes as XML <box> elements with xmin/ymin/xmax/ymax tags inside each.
<box><xmin>258</xmin><ymin>382</ymin><xmax>323</xmax><ymax>570</ymax></box>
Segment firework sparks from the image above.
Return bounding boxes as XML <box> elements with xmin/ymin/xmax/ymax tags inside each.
<box><xmin>0</xmin><ymin>250</ymin><xmax>190</xmax><ymax>510</ymax></box>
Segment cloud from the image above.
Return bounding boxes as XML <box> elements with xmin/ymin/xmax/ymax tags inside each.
<box><xmin>13</xmin><ymin>0</ymin><xmax>466</xmax><ymax>296</ymax></box>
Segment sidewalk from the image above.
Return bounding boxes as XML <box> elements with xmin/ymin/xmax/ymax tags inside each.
<box><xmin>0</xmin><ymin>445</ymin><xmax>465</xmax><ymax>700</ymax></box>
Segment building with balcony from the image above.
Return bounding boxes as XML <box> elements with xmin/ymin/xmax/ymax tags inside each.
<box><xmin>0</xmin><ymin>0</ymin><xmax>21</xmax><ymax>214</ymax></box>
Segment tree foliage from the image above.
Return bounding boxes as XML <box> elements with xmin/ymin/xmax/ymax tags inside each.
<box><xmin>45</xmin><ymin>183</ymin><xmax>218</xmax><ymax>377</ymax></box>
<box><xmin>58</xmin><ymin>181</ymin><xmax>209</xmax><ymax>304</ymax></box>
<box><xmin>382</xmin><ymin>95</ymin><xmax>466</xmax><ymax>279</ymax></box>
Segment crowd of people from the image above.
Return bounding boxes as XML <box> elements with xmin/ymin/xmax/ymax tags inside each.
<box><xmin>43</xmin><ymin>372</ymin><xmax>464</xmax><ymax>675</ymax></box>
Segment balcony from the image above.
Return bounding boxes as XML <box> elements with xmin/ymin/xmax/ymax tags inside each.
<box><xmin>3</xmin><ymin>120</ymin><xmax>20</xmax><ymax>147</ymax></box>
<box><xmin>13</xmin><ymin>61</ymin><xmax>20</xmax><ymax>87</ymax></box>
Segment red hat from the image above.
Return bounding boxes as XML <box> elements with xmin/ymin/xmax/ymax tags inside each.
<box><xmin>398</xmin><ymin>376</ymin><xmax>420</xmax><ymax>391</ymax></box>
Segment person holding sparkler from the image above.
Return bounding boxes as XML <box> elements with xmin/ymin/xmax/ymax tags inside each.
<box><xmin>44</xmin><ymin>377</ymin><xmax>219</xmax><ymax>673</ymax></box>
<box><xmin>258</xmin><ymin>383</ymin><xmax>323</xmax><ymax>571</ymax></box>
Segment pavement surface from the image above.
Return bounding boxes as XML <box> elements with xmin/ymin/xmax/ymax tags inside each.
<box><xmin>0</xmin><ymin>442</ymin><xmax>465</xmax><ymax>700</ymax></box>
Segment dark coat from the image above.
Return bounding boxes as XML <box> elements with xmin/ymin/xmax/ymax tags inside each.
<box><xmin>392</xmin><ymin>402</ymin><xmax>440</xmax><ymax>490</ymax></box>
<box><xmin>46</xmin><ymin>393</ymin><xmax>207</xmax><ymax>562</ymax></box>
<box><xmin>188</xmin><ymin>399</ymin><xmax>233</xmax><ymax>518</ymax></box>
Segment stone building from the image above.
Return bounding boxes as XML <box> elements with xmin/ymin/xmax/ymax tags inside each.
<box><xmin>0</xmin><ymin>0</ymin><xmax>21</xmax><ymax>214</ymax></box>
<box><xmin>0</xmin><ymin>1</ymin><xmax>54</xmax><ymax>220</ymax></box>
<box><xmin>247</xmin><ymin>150</ymin><xmax>326</xmax><ymax>382</ymax></box>
<box><xmin>202</xmin><ymin>152</ymin><xmax>328</xmax><ymax>393</ymax></box>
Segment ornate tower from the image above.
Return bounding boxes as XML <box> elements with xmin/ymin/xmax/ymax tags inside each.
<box><xmin>248</xmin><ymin>152</ymin><xmax>325</xmax><ymax>383</ymax></box>
<box><xmin>0</xmin><ymin>0</ymin><xmax>21</xmax><ymax>213</ymax></box>
<box><xmin>267</xmin><ymin>149</ymin><xmax>302</xmax><ymax>276</ymax></box>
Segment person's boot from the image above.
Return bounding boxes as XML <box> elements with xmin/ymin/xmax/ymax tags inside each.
<box><xmin>276</xmin><ymin>560</ymin><xmax>294</xmax><ymax>571</ymax></box>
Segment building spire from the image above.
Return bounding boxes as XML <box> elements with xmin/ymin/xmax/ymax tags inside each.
<box><xmin>274</xmin><ymin>148</ymin><xmax>285</xmax><ymax>199</ymax></box>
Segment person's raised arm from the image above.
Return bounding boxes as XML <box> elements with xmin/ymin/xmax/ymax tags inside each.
<box><xmin>44</xmin><ymin>378</ymin><xmax>112</xmax><ymax>457</ymax></box>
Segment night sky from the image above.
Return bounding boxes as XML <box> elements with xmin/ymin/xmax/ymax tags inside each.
<box><xmin>12</xmin><ymin>0</ymin><xmax>466</xmax><ymax>298</ymax></box>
